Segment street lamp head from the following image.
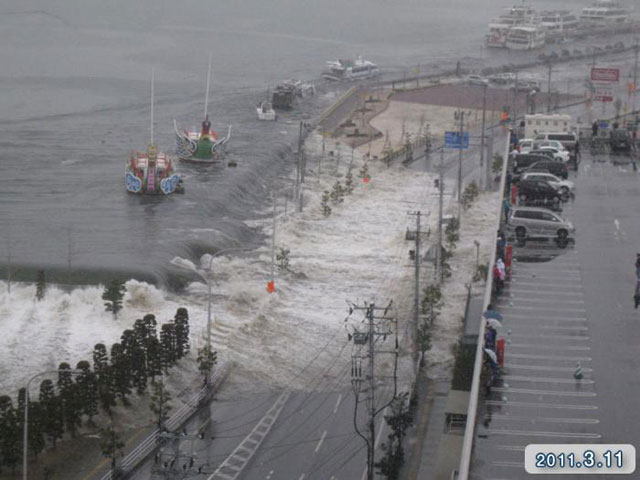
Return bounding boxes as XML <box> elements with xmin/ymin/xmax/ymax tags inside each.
<box><xmin>473</xmin><ymin>240</ymin><xmax>480</xmax><ymax>247</ymax></box>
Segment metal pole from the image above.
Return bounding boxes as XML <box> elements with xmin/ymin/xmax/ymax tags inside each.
<box><xmin>633</xmin><ymin>41</ymin><xmax>638</xmax><ymax>125</ymax></box>
<box><xmin>207</xmin><ymin>282</ymin><xmax>212</xmax><ymax>350</ymax></box>
<box><xmin>271</xmin><ymin>193</ymin><xmax>276</xmax><ymax>284</ymax></box>
<box><xmin>457</xmin><ymin>111</ymin><xmax>464</xmax><ymax>217</ymax></box>
<box><xmin>436</xmin><ymin>151</ymin><xmax>444</xmax><ymax>285</ymax></box>
<box><xmin>513</xmin><ymin>70</ymin><xmax>518</xmax><ymax>127</ymax></box>
<box><xmin>414</xmin><ymin>211</ymin><xmax>421</xmax><ymax>365</ymax></box>
<box><xmin>547</xmin><ymin>62</ymin><xmax>552</xmax><ymax>113</ymax></box>
<box><xmin>367</xmin><ymin>304</ymin><xmax>375</xmax><ymax>480</ymax></box>
<box><xmin>480</xmin><ymin>84</ymin><xmax>487</xmax><ymax>190</ymax></box>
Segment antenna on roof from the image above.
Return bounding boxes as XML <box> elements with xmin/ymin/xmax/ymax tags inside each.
<box><xmin>150</xmin><ymin>68</ymin><xmax>155</xmax><ymax>145</ymax></box>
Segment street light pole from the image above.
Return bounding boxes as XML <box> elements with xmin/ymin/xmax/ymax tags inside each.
<box><xmin>24</xmin><ymin>369</ymin><xmax>83</xmax><ymax>480</ymax></box>
<box><xmin>479</xmin><ymin>84</ymin><xmax>488</xmax><ymax>190</ymax></box>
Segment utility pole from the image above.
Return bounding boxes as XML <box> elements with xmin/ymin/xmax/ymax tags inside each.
<box><xmin>456</xmin><ymin>110</ymin><xmax>465</xmax><ymax>214</ymax></box>
<box><xmin>512</xmin><ymin>69</ymin><xmax>519</xmax><ymax>128</ymax></box>
<box><xmin>407</xmin><ymin>211</ymin><xmax>428</xmax><ymax>366</ymax></box>
<box><xmin>479</xmin><ymin>84</ymin><xmax>488</xmax><ymax>191</ymax></box>
<box><xmin>547</xmin><ymin>61</ymin><xmax>553</xmax><ymax>113</ymax></box>
<box><xmin>632</xmin><ymin>40</ymin><xmax>639</xmax><ymax>122</ymax></box>
<box><xmin>347</xmin><ymin>301</ymin><xmax>395</xmax><ymax>480</ymax></box>
<box><xmin>436</xmin><ymin>150</ymin><xmax>445</xmax><ymax>285</ymax></box>
<box><xmin>153</xmin><ymin>430</ymin><xmax>207</xmax><ymax>478</ymax></box>
<box><xmin>6</xmin><ymin>229</ymin><xmax>11</xmax><ymax>295</ymax></box>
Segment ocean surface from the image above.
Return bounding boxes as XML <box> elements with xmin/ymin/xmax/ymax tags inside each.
<box><xmin>0</xmin><ymin>0</ymin><xmax>594</xmax><ymax>283</ymax></box>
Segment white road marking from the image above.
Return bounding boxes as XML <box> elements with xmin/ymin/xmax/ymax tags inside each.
<box><xmin>509</xmin><ymin>343</ymin><xmax>590</xmax><ymax>351</ymax></box>
<box><xmin>488</xmin><ymin>429</ymin><xmax>601</xmax><ymax>439</ymax></box>
<box><xmin>499</xmin><ymin>305</ymin><xmax>586</xmax><ymax>313</ymax></box>
<box><xmin>507</xmin><ymin>282</ymin><xmax>583</xmax><ymax>289</ymax></box>
<box><xmin>502</xmin><ymin>375</ymin><xmax>594</xmax><ymax>384</ymax></box>
<box><xmin>333</xmin><ymin>393</ymin><xmax>343</xmax><ymax>414</ymax></box>
<box><xmin>496</xmin><ymin>445</ymin><xmax>526</xmax><ymax>452</ymax></box>
<box><xmin>507</xmin><ymin>333</ymin><xmax>589</xmax><ymax>341</ymax></box>
<box><xmin>498</xmin><ymin>298</ymin><xmax>585</xmax><ymax>305</ymax></box>
<box><xmin>509</xmin><ymin>353</ymin><xmax>591</xmax><ymax>361</ymax></box>
<box><xmin>614</xmin><ymin>218</ymin><xmax>620</xmax><ymax>232</ymax></box>
<box><xmin>493</xmin><ymin>387</ymin><xmax>596</xmax><ymax>397</ymax></box>
<box><xmin>298</xmin><ymin>474</ymin><xmax>306</xmax><ymax>480</ymax></box>
<box><xmin>505</xmin><ymin>364</ymin><xmax>593</xmax><ymax>373</ymax></box>
<box><xmin>491</xmin><ymin>461</ymin><xmax>523</xmax><ymax>468</ymax></box>
<box><xmin>485</xmin><ymin>400</ymin><xmax>598</xmax><ymax>410</ymax></box>
<box><xmin>491</xmin><ymin>414</ymin><xmax>599</xmax><ymax>424</ymax></box>
<box><xmin>508</xmin><ymin>290</ymin><xmax>584</xmax><ymax>297</ymax></box>
<box><xmin>505</xmin><ymin>313</ymin><xmax>586</xmax><ymax>322</ymax></box>
<box><xmin>314</xmin><ymin>430</ymin><xmax>327</xmax><ymax>453</ymax></box>
<box><xmin>514</xmin><ymin>325</ymin><xmax>588</xmax><ymax>331</ymax></box>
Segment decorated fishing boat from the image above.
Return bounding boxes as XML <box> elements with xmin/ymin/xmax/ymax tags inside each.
<box><xmin>126</xmin><ymin>71</ymin><xmax>182</xmax><ymax>195</ymax></box>
<box><xmin>174</xmin><ymin>56</ymin><xmax>231</xmax><ymax>163</ymax></box>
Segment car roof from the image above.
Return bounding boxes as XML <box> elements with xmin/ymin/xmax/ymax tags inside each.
<box><xmin>511</xmin><ymin>206</ymin><xmax>560</xmax><ymax>213</ymax></box>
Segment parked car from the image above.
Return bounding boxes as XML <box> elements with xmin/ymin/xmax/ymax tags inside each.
<box><xmin>516</xmin><ymin>79</ymin><xmax>541</xmax><ymax>92</ymax></box>
<box><xmin>521</xmin><ymin>172</ymin><xmax>574</xmax><ymax>197</ymax></box>
<box><xmin>517</xmin><ymin>178</ymin><xmax>563</xmax><ymax>205</ymax></box>
<box><xmin>467</xmin><ymin>75</ymin><xmax>489</xmax><ymax>86</ymax></box>
<box><xmin>512</xmin><ymin>153</ymin><xmax>550</xmax><ymax>173</ymax></box>
<box><xmin>610</xmin><ymin>128</ymin><xmax>633</xmax><ymax>154</ymax></box>
<box><xmin>527</xmin><ymin>149</ymin><xmax>556</xmax><ymax>160</ymax></box>
<box><xmin>517</xmin><ymin>139</ymin><xmax>535</xmax><ymax>153</ymax></box>
<box><xmin>489</xmin><ymin>72</ymin><xmax>516</xmax><ymax>84</ymax></box>
<box><xmin>534</xmin><ymin>139</ymin><xmax>567</xmax><ymax>151</ymax></box>
<box><xmin>534</xmin><ymin>132</ymin><xmax>578</xmax><ymax>153</ymax></box>
<box><xmin>525</xmin><ymin>160</ymin><xmax>569</xmax><ymax>179</ymax></box>
<box><xmin>507</xmin><ymin>206</ymin><xmax>574</xmax><ymax>247</ymax></box>
<box><xmin>532</xmin><ymin>146</ymin><xmax>570</xmax><ymax>163</ymax></box>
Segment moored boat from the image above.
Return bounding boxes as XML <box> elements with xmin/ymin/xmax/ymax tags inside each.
<box><xmin>174</xmin><ymin>56</ymin><xmax>231</xmax><ymax>163</ymax></box>
<box><xmin>323</xmin><ymin>57</ymin><xmax>380</xmax><ymax>81</ymax></box>
<box><xmin>257</xmin><ymin>100</ymin><xmax>276</xmax><ymax>121</ymax></box>
<box><xmin>126</xmin><ymin>71</ymin><xmax>182</xmax><ymax>195</ymax></box>
<box><xmin>580</xmin><ymin>0</ymin><xmax>629</xmax><ymax>26</ymax></box>
<box><xmin>505</xmin><ymin>24</ymin><xmax>546</xmax><ymax>50</ymax></box>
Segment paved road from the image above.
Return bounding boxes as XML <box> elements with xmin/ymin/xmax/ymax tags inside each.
<box><xmin>471</xmin><ymin>150</ymin><xmax>640</xmax><ymax>479</ymax></box>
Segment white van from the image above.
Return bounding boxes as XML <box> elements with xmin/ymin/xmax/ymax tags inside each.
<box><xmin>534</xmin><ymin>132</ymin><xmax>578</xmax><ymax>152</ymax></box>
<box><xmin>524</xmin><ymin>114</ymin><xmax>573</xmax><ymax>139</ymax></box>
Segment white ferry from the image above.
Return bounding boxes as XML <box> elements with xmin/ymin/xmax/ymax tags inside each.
<box><xmin>486</xmin><ymin>5</ymin><xmax>539</xmax><ymax>48</ymax></box>
<box><xmin>505</xmin><ymin>25</ymin><xmax>546</xmax><ymax>50</ymax></box>
<box><xmin>580</xmin><ymin>0</ymin><xmax>629</xmax><ymax>25</ymax></box>
<box><xmin>540</xmin><ymin>10</ymin><xmax>579</xmax><ymax>33</ymax></box>
<box><xmin>323</xmin><ymin>57</ymin><xmax>380</xmax><ymax>81</ymax></box>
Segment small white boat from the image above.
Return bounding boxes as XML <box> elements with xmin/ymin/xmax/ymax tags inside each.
<box><xmin>505</xmin><ymin>25</ymin><xmax>546</xmax><ymax>50</ymax></box>
<box><xmin>580</xmin><ymin>0</ymin><xmax>629</xmax><ymax>26</ymax></box>
<box><xmin>323</xmin><ymin>57</ymin><xmax>380</xmax><ymax>81</ymax></box>
<box><xmin>257</xmin><ymin>100</ymin><xmax>276</xmax><ymax>121</ymax></box>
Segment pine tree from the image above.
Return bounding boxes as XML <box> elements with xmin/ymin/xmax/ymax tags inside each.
<box><xmin>100</xmin><ymin>426</ymin><xmax>124</xmax><ymax>473</ymax></box>
<box><xmin>58</xmin><ymin>362</ymin><xmax>82</xmax><ymax>437</ymax></box>
<box><xmin>93</xmin><ymin>343</ymin><xmax>116</xmax><ymax>413</ymax></box>
<box><xmin>345</xmin><ymin>169</ymin><xmax>354</xmax><ymax>194</ymax></box>
<box><xmin>110</xmin><ymin>343</ymin><xmax>132</xmax><ymax>405</ymax></box>
<box><xmin>27</xmin><ymin>400</ymin><xmax>45</xmax><ymax>460</ymax></box>
<box><xmin>102</xmin><ymin>280</ymin><xmax>126</xmax><ymax>318</ymax></box>
<box><xmin>159</xmin><ymin>323</ymin><xmax>177</xmax><ymax>373</ymax></box>
<box><xmin>375</xmin><ymin>393</ymin><xmax>412</xmax><ymax>479</ymax></box>
<box><xmin>445</xmin><ymin>217</ymin><xmax>460</xmax><ymax>251</ymax></box>
<box><xmin>146</xmin><ymin>336</ymin><xmax>163</xmax><ymax>383</ymax></box>
<box><xmin>35</xmin><ymin>270</ymin><xmax>46</xmax><ymax>301</ymax></box>
<box><xmin>197</xmin><ymin>345</ymin><xmax>218</xmax><ymax>386</ymax></box>
<box><xmin>276</xmin><ymin>247</ymin><xmax>291</xmax><ymax>272</ymax></box>
<box><xmin>330</xmin><ymin>181</ymin><xmax>345</xmax><ymax>204</ymax></box>
<box><xmin>76</xmin><ymin>361</ymin><xmax>99</xmax><ymax>425</ymax></box>
<box><xmin>0</xmin><ymin>396</ymin><xmax>21</xmax><ymax>472</ymax></box>
<box><xmin>38</xmin><ymin>380</ymin><xmax>64</xmax><ymax>447</ymax></box>
<box><xmin>149</xmin><ymin>380</ymin><xmax>172</xmax><ymax>429</ymax></box>
<box><xmin>174</xmin><ymin>308</ymin><xmax>190</xmax><ymax>360</ymax></box>
<box><xmin>320</xmin><ymin>190</ymin><xmax>332</xmax><ymax>217</ymax></box>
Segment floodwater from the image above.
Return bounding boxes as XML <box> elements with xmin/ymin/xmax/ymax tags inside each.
<box><xmin>0</xmin><ymin>0</ymin><xmax>591</xmax><ymax>283</ymax></box>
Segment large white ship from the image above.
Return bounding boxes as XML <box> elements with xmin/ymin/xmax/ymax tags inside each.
<box><xmin>580</xmin><ymin>0</ymin><xmax>629</xmax><ymax>26</ymax></box>
<box><xmin>540</xmin><ymin>10</ymin><xmax>579</xmax><ymax>33</ymax></box>
<box><xmin>505</xmin><ymin>25</ymin><xmax>547</xmax><ymax>50</ymax></box>
<box><xmin>486</xmin><ymin>4</ymin><xmax>539</xmax><ymax>48</ymax></box>
<box><xmin>323</xmin><ymin>57</ymin><xmax>380</xmax><ymax>81</ymax></box>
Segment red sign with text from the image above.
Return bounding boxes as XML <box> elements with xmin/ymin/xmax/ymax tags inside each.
<box><xmin>590</xmin><ymin>68</ymin><xmax>620</xmax><ymax>83</ymax></box>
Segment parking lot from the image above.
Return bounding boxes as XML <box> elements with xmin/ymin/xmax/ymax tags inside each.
<box><xmin>472</xmin><ymin>146</ymin><xmax>640</xmax><ymax>478</ymax></box>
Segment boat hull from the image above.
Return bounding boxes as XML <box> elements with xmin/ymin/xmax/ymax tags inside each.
<box><xmin>125</xmin><ymin>149</ymin><xmax>181</xmax><ymax>195</ymax></box>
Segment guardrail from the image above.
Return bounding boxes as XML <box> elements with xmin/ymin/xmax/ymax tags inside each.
<box><xmin>456</xmin><ymin>134</ymin><xmax>510</xmax><ymax>479</ymax></box>
<box><xmin>98</xmin><ymin>361</ymin><xmax>230</xmax><ymax>480</ymax></box>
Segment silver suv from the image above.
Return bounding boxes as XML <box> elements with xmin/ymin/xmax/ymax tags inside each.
<box><xmin>507</xmin><ymin>206</ymin><xmax>575</xmax><ymax>248</ymax></box>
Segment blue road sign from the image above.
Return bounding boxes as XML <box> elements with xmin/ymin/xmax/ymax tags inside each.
<box><xmin>445</xmin><ymin>131</ymin><xmax>469</xmax><ymax>149</ymax></box>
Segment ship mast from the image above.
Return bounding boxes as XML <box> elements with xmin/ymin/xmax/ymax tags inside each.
<box><xmin>150</xmin><ymin>68</ymin><xmax>155</xmax><ymax>146</ymax></box>
<box><xmin>204</xmin><ymin>53</ymin><xmax>212</xmax><ymax>120</ymax></box>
